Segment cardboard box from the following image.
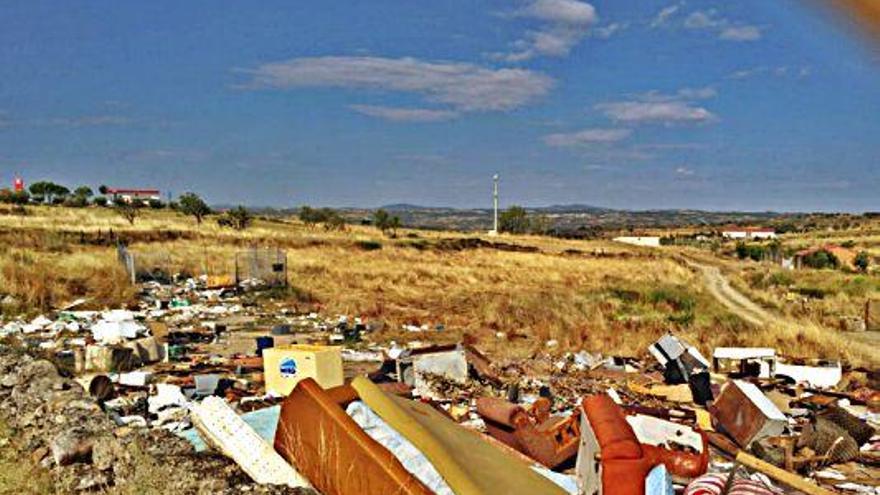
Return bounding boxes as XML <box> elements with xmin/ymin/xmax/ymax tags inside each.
<box><xmin>263</xmin><ymin>345</ymin><xmax>343</xmax><ymax>396</ymax></box>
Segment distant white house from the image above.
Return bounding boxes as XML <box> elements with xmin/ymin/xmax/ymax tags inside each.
<box><xmin>721</xmin><ymin>227</ymin><xmax>777</xmax><ymax>240</ymax></box>
<box><xmin>613</xmin><ymin>236</ymin><xmax>661</xmax><ymax>247</ymax></box>
<box><xmin>107</xmin><ymin>188</ymin><xmax>160</xmax><ymax>204</ymax></box>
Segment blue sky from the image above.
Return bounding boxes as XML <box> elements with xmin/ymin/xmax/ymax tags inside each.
<box><xmin>1</xmin><ymin>0</ymin><xmax>878</xmax><ymax>211</ymax></box>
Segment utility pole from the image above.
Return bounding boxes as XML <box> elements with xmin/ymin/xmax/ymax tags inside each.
<box><xmin>490</xmin><ymin>173</ymin><xmax>499</xmax><ymax>235</ymax></box>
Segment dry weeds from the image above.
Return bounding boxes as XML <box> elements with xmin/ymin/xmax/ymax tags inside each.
<box><xmin>1</xmin><ymin>206</ymin><xmax>874</xmax><ymax>365</ymax></box>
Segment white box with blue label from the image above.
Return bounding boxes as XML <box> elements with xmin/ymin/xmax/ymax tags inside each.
<box><xmin>262</xmin><ymin>344</ymin><xmax>344</xmax><ymax>396</ymax></box>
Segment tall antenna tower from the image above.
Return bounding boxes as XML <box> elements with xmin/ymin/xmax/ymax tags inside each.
<box><xmin>490</xmin><ymin>173</ymin><xmax>499</xmax><ymax>235</ymax></box>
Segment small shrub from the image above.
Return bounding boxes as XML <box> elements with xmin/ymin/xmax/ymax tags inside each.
<box><xmin>768</xmin><ymin>271</ymin><xmax>794</xmax><ymax>287</ymax></box>
<box><xmin>115</xmin><ymin>203</ymin><xmax>139</xmax><ymax>225</ymax></box>
<box><xmin>793</xmin><ymin>286</ymin><xmax>828</xmax><ymax>299</ymax></box>
<box><xmin>647</xmin><ymin>286</ymin><xmax>696</xmax><ymax>313</ymax></box>
<box><xmin>219</xmin><ymin>206</ymin><xmax>252</xmax><ymax>230</ymax></box>
<box><xmin>609</xmin><ymin>288</ymin><xmax>641</xmax><ymax>303</ymax></box>
<box><xmin>854</xmin><ymin>251</ymin><xmax>870</xmax><ymax>273</ymax></box>
<box><xmin>355</xmin><ymin>240</ymin><xmax>382</xmax><ymax>251</ymax></box>
<box><xmin>842</xmin><ymin>276</ymin><xmax>872</xmax><ymax>297</ymax></box>
<box><xmin>801</xmin><ymin>250</ymin><xmax>839</xmax><ymax>270</ymax></box>
<box><xmin>404</xmin><ymin>239</ymin><xmax>429</xmax><ymax>250</ymax></box>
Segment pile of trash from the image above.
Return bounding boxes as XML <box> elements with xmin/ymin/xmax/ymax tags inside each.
<box><xmin>0</xmin><ymin>276</ymin><xmax>877</xmax><ymax>494</ymax></box>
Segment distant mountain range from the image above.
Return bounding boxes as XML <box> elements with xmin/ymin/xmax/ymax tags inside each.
<box><xmin>237</xmin><ymin>203</ymin><xmax>797</xmax><ymax>235</ymax></box>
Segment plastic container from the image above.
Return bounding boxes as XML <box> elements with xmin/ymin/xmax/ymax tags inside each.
<box><xmin>255</xmin><ymin>336</ymin><xmax>275</xmax><ymax>357</ymax></box>
<box><xmin>263</xmin><ymin>344</ymin><xmax>343</xmax><ymax>396</ymax></box>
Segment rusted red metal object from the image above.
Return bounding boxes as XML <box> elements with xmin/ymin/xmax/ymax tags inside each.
<box><xmin>476</xmin><ymin>396</ymin><xmax>579</xmax><ymax>468</ymax></box>
<box><xmin>579</xmin><ymin>394</ymin><xmax>710</xmax><ymax>495</ymax></box>
<box><xmin>274</xmin><ymin>378</ymin><xmax>433</xmax><ymax>495</ymax></box>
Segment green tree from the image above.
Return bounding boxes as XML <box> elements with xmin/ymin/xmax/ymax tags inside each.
<box><xmin>802</xmin><ymin>250</ymin><xmax>839</xmax><ymax>270</ymax></box>
<box><xmin>373</xmin><ymin>209</ymin><xmax>401</xmax><ymax>236</ymax></box>
<box><xmin>115</xmin><ymin>202</ymin><xmax>139</xmax><ymax>225</ymax></box>
<box><xmin>28</xmin><ymin>181</ymin><xmax>69</xmax><ymax>203</ymax></box>
<box><xmin>855</xmin><ymin>251</ymin><xmax>870</xmax><ymax>273</ymax></box>
<box><xmin>299</xmin><ymin>205</ymin><xmax>322</xmax><ymax>227</ymax></box>
<box><xmin>499</xmin><ymin>205</ymin><xmax>530</xmax><ymax>234</ymax></box>
<box><xmin>324</xmin><ymin>211</ymin><xmax>346</xmax><ymax>231</ymax></box>
<box><xmin>74</xmin><ymin>186</ymin><xmax>94</xmax><ymax>198</ymax></box>
<box><xmin>300</xmin><ymin>205</ymin><xmax>347</xmax><ymax>230</ymax></box>
<box><xmin>223</xmin><ymin>205</ymin><xmax>252</xmax><ymax>230</ymax></box>
<box><xmin>98</xmin><ymin>185</ymin><xmax>109</xmax><ymax>195</ymax></box>
<box><xmin>0</xmin><ymin>189</ymin><xmax>29</xmax><ymax>205</ymax></box>
<box><xmin>93</xmin><ymin>196</ymin><xmax>108</xmax><ymax>207</ymax></box>
<box><xmin>177</xmin><ymin>192</ymin><xmax>211</xmax><ymax>225</ymax></box>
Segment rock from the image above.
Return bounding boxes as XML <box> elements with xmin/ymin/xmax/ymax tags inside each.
<box><xmin>31</xmin><ymin>446</ymin><xmax>49</xmax><ymax>464</ymax></box>
<box><xmin>1</xmin><ymin>374</ymin><xmax>21</xmax><ymax>387</ymax></box>
<box><xmin>113</xmin><ymin>426</ymin><xmax>134</xmax><ymax>438</ymax></box>
<box><xmin>50</xmin><ymin>429</ymin><xmax>93</xmax><ymax>466</ymax></box>
<box><xmin>198</xmin><ymin>479</ymin><xmax>229</xmax><ymax>494</ymax></box>
<box><xmin>76</xmin><ymin>471</ymin><xmax>111</xmax><ymax>491</ymax></box>
<box><xmin>92</xmin><ymin>436</ymin><xmax>125</xmax><ymax>471</ymax></box>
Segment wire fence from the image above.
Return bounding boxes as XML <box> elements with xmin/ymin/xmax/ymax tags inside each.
<box><xmin>235</xmin><ymin>247</ymin><xmax>288</xmax><ymax>288</ymax></box>
<box><xmin>117</xmin><ymin>243</ymin><xmax>288</xmax><ymax>289</ymax></box>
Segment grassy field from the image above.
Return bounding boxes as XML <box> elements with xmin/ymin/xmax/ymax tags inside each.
<box><xmin>702</xmin><ymin>223</ymin><xmax>880</xmax><ymax>334</ymax></box>
<box><xmin>0</xmin><ymin>205</ymin><xmax>875</xmax><ymax>365</ymax></box>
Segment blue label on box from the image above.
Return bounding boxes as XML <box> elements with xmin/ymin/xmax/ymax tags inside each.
<box><xmin>279</xmin><ymin>357</ymin><xmax>297</xmax><ymax>377</ymax></box>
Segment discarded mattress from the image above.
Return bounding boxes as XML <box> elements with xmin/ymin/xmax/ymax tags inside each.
<box><xmin>347</xmin><ymin>400</ymin><xmax>454</xmax><ymax>495</ymax></box>
<box><xmin>351</xmin><ymin>376</ymin><xmax>567</xmax><ymax>495</ymax></box>
<box><xmin>273</xmin><ymin>378</ymin><xmax>434</xmax><ymax>495</ymax></box>
<box><xmin>190</xmin><ymin>397</ymin><xmax>311</xmax><ymax>488</ymax></box>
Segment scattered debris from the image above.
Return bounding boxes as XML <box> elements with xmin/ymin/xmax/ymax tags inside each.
<box><xmin>0</xmin><ymin>274</ymin><xmax>876</xmax><ymax>494</ymax></box>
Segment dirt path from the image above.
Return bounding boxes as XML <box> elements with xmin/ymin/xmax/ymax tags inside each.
<box><xmin>679</xmin><ymin>257</ymin><xmax>778</xmax><ymax>327</ymax></box>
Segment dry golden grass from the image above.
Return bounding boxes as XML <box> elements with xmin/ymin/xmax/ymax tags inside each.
<box><xmin>1</xmin><ymin>206</ymin><xmax>875</xmax><ymax>365</ymax></box>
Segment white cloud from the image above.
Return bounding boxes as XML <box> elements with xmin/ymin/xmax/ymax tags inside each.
<box><xmin>675</xmin><ymin>8</ymin><xmax>762</xmax><ymax>41</ymax></box>
<box><xmin>719</xmin><ymin>25</ymin><xmax>761</xmax><ymax>41</ymax></box>
<box><xmin>349</xmin><ymin>105</ymin><xmax>458</xmax><ymax>122</ymax></box>
<box><xmin>683</xmin><ymin>10</ymin><xmax>724</xmax><ymax>29</ymax></box>
<box><xmin>635</xmin><ymin>86</ymin><xmax>716</xmax><ymax>102</ymax></box>
<box><xmin>675</xmin><ymin>166</ymin><xmax>695</xmax><ymax>176</ymax></box>
<box><xmin>595</xmin><ymin>87</ymin><xmax>717</xmax><ymax>125</ymax></box>
<box><xmin>542</xmin><ymin>128</ymin><xmax>631</xmax><ymax>147</ymax></box>
<box><xmin>494</xmin><ymin>0</ymin><xmax>597</xmax><ymax>61</ymax></box>
<box><xmin>597</xmin><ymin>101</ymin><xmax>715</xmax><ymax>124</ymax></box>
<box><xmin>676</xmin><ymin>86</ymin><xmax>717</xmax><ymax>100</ymax></box>
<box><xmin>650</xmin><ymin>3</ymin><xmax>683</xmax><ymax>28</ymax></box>
<box><xmin>241</xmin><ymin>56</ymin><xmax>554</xmax><ymax>112</ymax></box>
<box><xmin>521</xmin><ymin>0</ymin><xmax>596</xmax><ymax>24</ymax></box>
<box><xmin>594</xmin><ymin>22</ymin><xmax>627</xmax><ymax>39</ymax></box>
<box><xmin>727</xmin><ymin>65</ymin><xmax>811</xmax><ymax>80</ymax></box>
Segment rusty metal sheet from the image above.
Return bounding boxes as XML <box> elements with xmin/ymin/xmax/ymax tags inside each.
<box><xmin>476</xmin><ymin>397</ymin><xmax>579</xmax><ymax>469</ymax></box>
<box><xmin>273</xmin><ymin>378</ymin><xmax>433</xmax><ymax>495</ymax></box>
